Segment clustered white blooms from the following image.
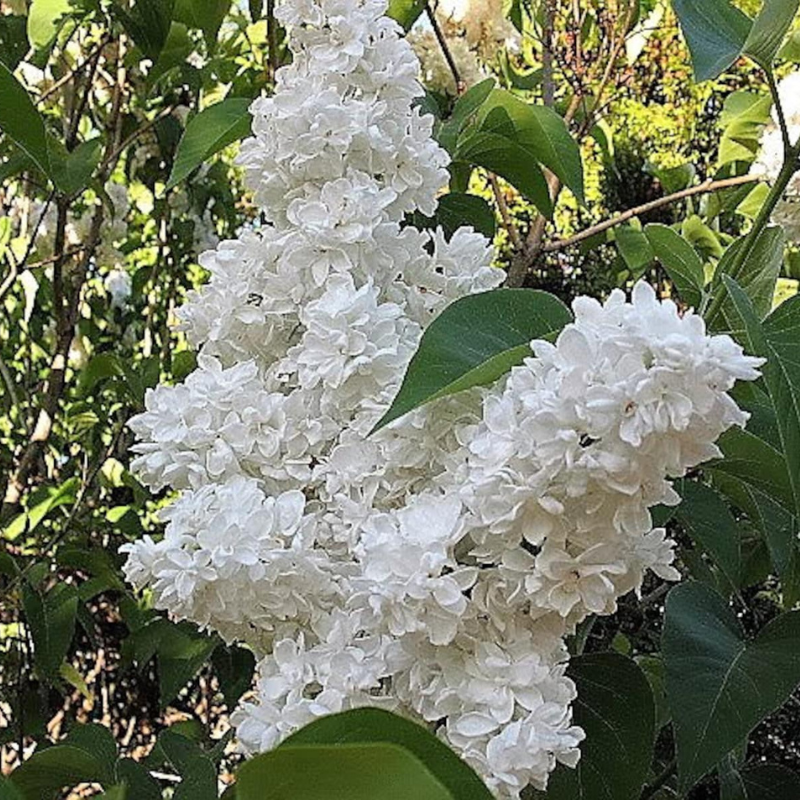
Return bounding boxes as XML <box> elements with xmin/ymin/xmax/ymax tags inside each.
<box><xmin>120</xmin><ymin>0</ymin><xmax>764</xmax><ymax>796</ymax></box>
<box><xmin>753</xmin><ymin>72</ymin><xmax>800</xmax><ymax>241</ymax></box>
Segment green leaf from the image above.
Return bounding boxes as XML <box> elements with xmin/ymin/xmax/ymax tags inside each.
<box><xmin>166</xmin><ymin>98</ymin><xmax>251</xmax><ymax>190</ymax></box>
<box><xmin>710</xmin><ymin>227</ymin><xmax>786</xmax><ymax>331</ymax></box>
<box><xmin>283</xmin><ymin>708</ymin><xmax>493</xmax><ymax>800</ymax></box>
<box><xmin>645</xmin><ymin>223</ymin><xmax>705</xmax><ymax>308</ymax></box>
<box><xmin>52</xmin><ymin>136</ymin><xmax>103</xmax><ymax>195</ymax></box>
<box><xmin>743</xmin><ymin>0</ymin><xmax>800</xmax><ymax>69</ymax></box>
<box><xmin>0</xmin><ymin>776</ymin><xmax>24</xmax><ymax>800</ymax></box>
<box><xmin>676</xmin><ymin>482</ymin><xmax>742</xmax><ymax>589</ymax></box>
<box><xmin>671</xmin><ymin>0</ymin><xmax>751</xmax><ymax>81</ymax></box>
<box><xmin>114</xmin><ymin>759</ymin><xmax>162</xmax><ymax>800</ymax></box>
<box><xmin>237</xmin><ymin>743</ymin><xmax>455</xmax><ymax>800</ymax></box>
<box><xmin>615</xmin><ymin>224</ymin><xmax>654</xmax><ymax>276</ymax></box>
<box><xmin>118</xmin><ymin>0</ymin><xmax>175</xmax><ymax>60</ymax></box>
<box><xmin>63</xmin><ymin>724</ymin><xmax>117</xmax><ymax>784</ymax></box>
<box><xmin>22</xmin><ymin>582</ymin><xmax>78</xmax><ymax>682</ymax></box>
<box><xmin>455</xmin><ymin>132</ymin><xmax>552</xmax><ymax>216</ymax></box>
<box><xmin>157</xmin><ymin>622</ymin><xmax>218</xmax><ymax>706</ymax></box>
<box><xmin>386</xmin><ymin>0</ymin><xmax>425</xmax><ymax>30</ymax></box>
<box><xmin>432</xmin><ymin>193</ymin><xmax>496</xmax><ymax>239</ymax></box>
<box><xmin>739</xmin><ymin>765</ymin><xmax>800</xmax><ymax>799</ymax></box>
<box><xmin>373</xmin><ymin>288</ymin><xmax>572</xmax><ymax>431</ymax></box>
<box><xmin>148</xmin><ymin>22</ymin><xmax>193</xmax><ymax>84</ymax></box>
<box><xmin>466</xmin><ymin>89</ymin><xmax>584</xmax><ymax>202</ymax></box>
<box><xmin>27</xmin><ymin>0</ymin><xmax>71</xmax><ymax>49</ymax></box>
<box><xmin>174</xmin><ymin>0</ymin><xmax>232</xmax><ymax>49</ymax></box>
<box><xmin>663</xmin><ymin>581</ymin><xmax>800</xmax><ymax>791</ymax></box>
<box><xmin>9</xmin><ymin>745</ymin><xmax>106</xmax><ymax>799</ymax></box>
<box><xmin>0</xmin><ymin>62</ymin><xmax>54</xmax><ymax>183</ymax></box>
<box><xmin>211</xmin><ymin>643</ymin><xmax>255</xmax><ymax>708</ymax></box>
<box><xmin>723</xmin><ymin>279</ymin><xmax>800</xmax><ymax>522</ymax></box>
<box><xmin>0</xmin><ymin>15</ymin><xmax>30</xmax><ymax>69</ymax></box>
<box><xmin>540</xmin><ymin>653</ymin><xmax>655</xmax><ymax>800</ymax></box>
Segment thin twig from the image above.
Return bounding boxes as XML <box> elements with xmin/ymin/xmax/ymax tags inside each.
<box><xmin>541</xmin><ymin>174</ymin><xmax>758</xmax><ymax>253</ymax></box>
<box><xmin>424</xmin><ymin>1</ymin><xmax>464</xmax><ymax>93</ymax></box>
<box><xmin>488</xmin><ymin>173</ymin><xmax>522</xmax><ymax>249</ymax></box>
<box><xmin>766</xmin><ymin>70</ymin><xmax>792</xmax><ymax>157</ymax></box>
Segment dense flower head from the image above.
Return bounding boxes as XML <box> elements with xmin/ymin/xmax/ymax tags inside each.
<box><xmin>121</xmin><ymin>0</ymin><xmax>762</xmax><ymax>796</ymax></box>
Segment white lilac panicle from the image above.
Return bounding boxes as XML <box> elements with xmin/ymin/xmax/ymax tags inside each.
<box><xmin>120</xmin><ymin>0</ymin><xmax>762</xmax><ymax>796</ymax></box>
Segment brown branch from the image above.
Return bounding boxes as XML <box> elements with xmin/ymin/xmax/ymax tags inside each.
<box><xmin>488</xmin><ymin>173</ymin><xmax>522</xmax><ymax>250</ymax></box>
<box><xmin>541</xmin><ymin>174</ymin><xmax>758</xmax><ymax>253</ymax></box>
<box><xmin>425</xmin><ymin>1</ymin><xmax>464</xmax><ymax>93</ymax></box>
<box><xmin>266</xmin><ymin>0</ymin><xmax>279</xmax><ymax>82</ymax></box>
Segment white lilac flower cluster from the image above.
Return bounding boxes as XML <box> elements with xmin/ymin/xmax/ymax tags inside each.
<box><xmin>120</xmin><ymin>0</ymin><xmax>763</xmax><ymax>796</ymax></box>
<box><xmin>753</xmin><ymin>72</ymin><xmax>800</xmax><ymax>241</ymax></box>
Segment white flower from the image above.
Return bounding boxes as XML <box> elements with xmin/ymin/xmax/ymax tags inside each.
<box><xmin>104</xmin><ymin>269</ymin><xmax>132</xmax><ymax>309</ymax></box>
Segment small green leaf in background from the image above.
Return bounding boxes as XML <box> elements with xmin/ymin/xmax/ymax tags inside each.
<box><xmin>283</xmin><ymin>708</ymin><xmax>493</xmax><ymax>800</ymax></box>
<box><xmin>27</xmin><ymin>0</ymin><xmax>72</xmax><ymax>49</ymax></box>
<box><xmin>386</xmin><ymin>0</ymin><xmax>425</xmax><ymax>30</ymax></box>
<box><xmin>539</xmin><ymin>652</ymin><xmax>655</xmax><ymax>800</ymax></box>
<box><xmin>21</xmin><ymin>581</ymin><xmax>78</xmax><ymax>682</ymax></box>
<box><xmin>373</xmin><ymin>288</ymin><xmax>572</xmax><ymax>431</ymax></box>
<box><xmin>743</xmin><ymin>0</ymin><xmax>800</xmax><ymax>70</ymax></box>
<box><xmin>237</xmin><ymin>743</ymin><xmax>455</xmax><ymax>800</ymax></box>
<box><xmin>174</xmin><ymin>0</ymin><xmax>232</xmax><ymax>50</ymax></box>
<box><xmin>671</xmin><ymin>0</ymin><xmax>751</xmax><ymax>81</ymax></box>
<box><xmin>166</xmin><ymin>97</ymin><xmax>252</xmax><ymax>190</ymax></box>
<box><xmin>676</xmin><ymin>481</ymin><xmax>742</xmax><ymax>589</ymax></box>
<box><xmin>718</xmin><ymin>92</ymin><xmax>773</xmax><ymax>167</ymax></box>
<box><xmin>663</xmin><ymin>581</ymin><xmax>800</xmax><ymax>791</ymax></box>
<box><xmin>645</xmin><ymin>223</ymin><xmax>705</xmax><ymax>308</ymax></box>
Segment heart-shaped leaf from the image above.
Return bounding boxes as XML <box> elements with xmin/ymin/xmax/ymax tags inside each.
<box><xmin>663</xmin><ymin>581</ymin><xmax>800</xmax><ymax>791</ymax></box>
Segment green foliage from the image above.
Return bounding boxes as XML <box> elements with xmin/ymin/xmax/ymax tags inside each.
<box><xmin>664</xmin><ymin>582</ymin><xmax>800</xmax><ymax>790</ymax></box>
<box><xmin>374</xmin><ymin>289</ymin><xmax>571</xmax><ymax>430</ymax></box>
<box><xmin>644</xmin><ymin>224</ymin><xmax>705</xmax><ymax>308</ymax></box>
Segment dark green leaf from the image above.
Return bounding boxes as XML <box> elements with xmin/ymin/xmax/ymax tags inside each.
<box><xmin>676</xmin><ymin>482</ymin><xmax>742</xmax><ymax>589</ymax></box>
<box><xmin>157</xmin><ymin>622</ymin><xmax>218</xmax><ymax>706</ymax></box>
<box><xmin>540</xmin><ymin>652</ymin><xmax>655</xmax><ymax>800</ymax></box>
<box><xmin>434</xmin><ymin>193</ymin><xmax>496</xmax><ymax>239</ymax></box>
<box><xmin>671</xmin><ymin>0</ymin><xmax>751</xmax><ymax>81</ymax></box>
<box><xmin>645</xmin><ymin>223</ymin><xmax>705</xmax><ymax>308</ymax></box>
<box><xmin>211</xmin><ymin>643</ymin><xmax>255</xmax><ymax>708</ymax></box>
<box><xmin>373</xmin><ymin>288</ymin><xmax>572</xmax><ymax>431</ymax></box>
<box><xmin>63</xmin><ymin>724</ymin><xmax>117</xmax><ymax>784</ymax></box>
<box><xmin>0</xmin><ymin>62</ymin><xmax>55</xmax><ymax>183</ymax></box>
<box><xmin>22</xmin><ymin>582</ymin><xmax>78</xmax><ymax>681</ymax></box>
<box><xmin>283</xmin><ymin>708</ymin><xmax>493</xmax><ymax>800</ymax></box>
<box><xmin>174</xmin><ymin>0</ymin><xmax>232</xmax><ymax>50</ymax></box>
<box><xmin>743</xmin><ymin>0</ymin><xmax>800</xmax><ymax>69</ymax></box>
<box><xmin>710</xmin><ymin>227</ymin><xmax>786</xmax><ymax>331</ymax></box>
<box><xmin>52</xmin><ymin>136</ymin><xmax>103</xmax><ymax>195</ymax></box>
<box><xmin>118</xmin><ymin>0</ymin><xmax>175</xmax><ymax>60</ymax></box>
<box><xmin>740</xmin><ymin>764</ymin><xmax>800</xmax><ymax>799</ymax></box>
<box><xmin>236</xmin><ymin>743</ymin><xmax>454</xmax><ymax>800</ymax></box>
<box><xmin>0</xmin><ymin>776</ymin><xmax>24</xmax><ymax>800</ymax></box>
<box><xmin>114</xmin><ymin>758</ymin><xmax>163</xmax><ymax>800</ymax></box>
<box><xmin>166</xmin><ymin>98</ymin><xmax>251</xmax><ymax>190</ymax></box>
<box><xmin>663</xmin><ymin>581</ymin><xmax>800</xmax><ymax>791</ymax></box>
<box><xmin>148</xmin><ymin>22</ymin><xmax>193</xmax><ymax>84</ymax></box>
<box><xmin>0</xmin><ymin>16</ymin><xmax>29</xmax><ymax>69</ymax></box>
<box><xmin>9</xmin><ymin>745</ymin><xmax>106</xmax><ymax>799</ymax></box>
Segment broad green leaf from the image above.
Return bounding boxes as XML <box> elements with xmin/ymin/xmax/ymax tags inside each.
<box><xmin>438</xmin><ymin>79</ymin><xmax>496</xmax><ymax>152</ymax></box>
<box><xmin>723</xmin><ymin>279</ymin><xmax>800</xmax><ymax>522</ymax></box>
<box><xmin>22</xmin><ymin>582</ymin><xmax>78</xmax><ymax>681</ymax></box>
<box><xmin>663</xmin><ymin>581</ymin><xmax>800</xmax><ymax>791</ymax></box>
<box><xmin>118</xmin><ymin>0</ymin><xmax>175</xmax><ymax>60</ymax></box>
<box><xmin>63</xmin><ymin>723</ymin><xmax>118</xmax><ymax>784</ymax></box>
<box><xmin>166</xmin><ymin>98</ymin><xmax>251</xmax><ymax>190</ymax></box>
<box><xmin>51</xmin><ymin>137</ymin><xmax>103</xmax><ymax>195</ymax></box>
<box><xmin>156</xmin><ymin>621</ymin><xmax>218</xmax><ymax>706</ymax></box>
<box><xmin>114</xmin><ymin>759</ymin><xmax>162</xmax><ymax>800</ymax></box>
<box><xmin>96</xmin><ymin>787</ymin><xmax>127</xmax><ymax>800</ymax></box>
<box><xmin>174</xmin><ymin>0</ymin><xmax>232</xmax><ymax>48</ymax></box>
<box><xmin>283</xmin><ymin>708</ymin><xmax>493</xmax><ymax>800</ymax></box>
<box><xmin>472</xmin><ymin>89</ymin><xmax>584</xmax><ymax>202</ymax></box>
<box><xmin>237</xmin><ymin>743</ymin><xmax>454</xmax><ymax>800</ymax></box>
<box><xmin>211</xmin><ymin>643</ymin><xmax>256</xmax><ymax>708</ymax></box>
<box><xmin>743</xmin><ymin>0</ymin><xmax>800</xmax><ymax>69</ymax></box>
<box><xmin>615</xmin><ymin>224</ymin><xmax>654</xmax><ymax>275</ymax></box>
<box><xmin>0</xmin><ymin>776</ymin><xmax>24</xmax><ymax>800</ymax></box>
<box><xmin>0</xmin><ymin>15</ymin><xmax>29</xmax><ymax>69</ymax></box>
<box><xmin>373</xmin><ymin>289</ymin><xmax>572</xmax><ymax>431</ymax></box>
<box><xmin>154</xmin><ymin>730</ymin><xmax>218</xmax><ymax>800</ymax></box>
<box><xmin>645</xmin><ymin>223</ymin><xmax>705</xmax><ymax>308</ymax></box>
<box><xmin>539</xmin><ymin>653</ymin><xmax>655</xmax><ymax>800</ymax></box>
<box><xmin>671</xmin><ymin>0</ymin><xmax>751</xmax><ymax>81</ymax></box>
<box><xmin>386</xmin><ymin>0</ymin><xmax>425</xmax><ymax>30</ymax></box>
<box><xmin>27</xmin><ymin>0</ymin><xmax>71</xmax><ymax>49</ymax></box>
<box><xmin>739</xmin><ymin>765</ymin><xmax>800</xmax><ymax>799</ymax></box>
<box><xmin>455</xmin><ymin>131</ymin><xmax>552</xmax><ymax>216</ymax></box>
<box><xmin>0</xmin><ymin>62</ymin><xmax>53</xmax><ymax>182</ymax></box>
<box><xmin>676</xmin><ymin>481</ymin><xmax>742</xmax><ymax>589</ymax></box>
<box><xmin>433</xmin><ymin>193</ymin><xmax>496</xmax><ymax>239</ymax></box>
<box><xmin>148</xmin><ymin>22</ymin><xmax>193</xmax><ymax>84</ymax></box>
<box><xmin>9</xmin><ymin>745</ymin><xmax>106</xmax><ymax>799</ymax></box>
<box><xmin>710</xmin><ymin>227</ymin><xmax>786</xmax><ymax>330</ymax></box>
